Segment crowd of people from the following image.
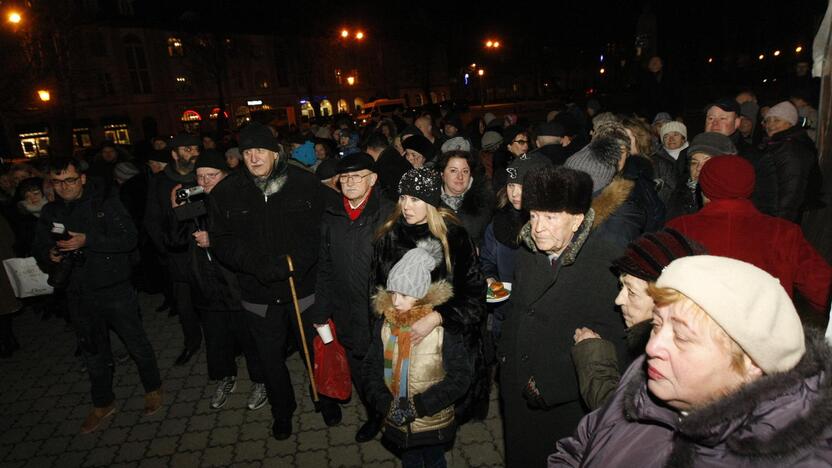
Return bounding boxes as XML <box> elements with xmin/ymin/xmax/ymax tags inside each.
<box><xmin>0</xmin><ymin>65</ymin><xmax>831</xmax><ymax>467</ymax></box>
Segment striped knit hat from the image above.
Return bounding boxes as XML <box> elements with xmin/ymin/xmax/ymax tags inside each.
<box><xmin>613</xmin><ymin>228</ymin><xmax>706</xmax><ymax>282</ymax></box>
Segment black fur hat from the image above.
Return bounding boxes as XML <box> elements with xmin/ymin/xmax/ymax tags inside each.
<box><xmin>522</xmin><ymin>166</ymin><xmax>593</xmax><ymax>215</ymax></box>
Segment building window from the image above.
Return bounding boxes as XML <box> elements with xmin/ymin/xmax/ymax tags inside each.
<box><xmin>104</xmin><ymin>124</ymin><xmax>130</xmax><ymax>144</ymax></box>
<box><xmin>175</xmin><ymin>76</ymin><xmax>192</xmax><ymax>92</ymax></box>
<box><xmin>167</xmin><ymin>37</ymin><xmax>184</xmax><ymax>57</ymax></box>
<box><xmin>123</xmin><ymin>36</ymin><xmax>152</xmax><ymax>94</ymax></box>
<box><xmin>73</xmin><ymin>128</ymin><xmax>93</xmax><ymax>148</ymax></box>
<box><xmin>18</xmin><ymin>130</ymin><xmax>49</xmax><ymax>158</ymax></box>
<box><xmin>98</xmin><ymin>72</ymin><xmax>115</xmax><ymax>96</ymax></box>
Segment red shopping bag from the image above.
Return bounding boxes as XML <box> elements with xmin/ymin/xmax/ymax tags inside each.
<box><xmin>313</xmin><ymin>320</ymin><xmax>352</xmax><ymax>400</ymax></box>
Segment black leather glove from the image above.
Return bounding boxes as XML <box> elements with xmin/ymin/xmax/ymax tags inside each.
<box><xmin>386</xmin><ymin>397</ymin><xmax>417</xmax><ymax>426</ymax></box>
<box><xmin>522</xmin><ymin>376</ymin><xmax>548</xmax><ymax>409</ymax></box>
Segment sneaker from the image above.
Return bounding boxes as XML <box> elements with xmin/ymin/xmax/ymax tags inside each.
<box><xmin>247</xmin><ymin>382</ymin><xmax>268</xmax><ymax>410</ymax></box>
<box><xmin>144</xmin><ymin>389</ymin><xmax>163</xmax><ymax>415</ymax></box>
<box><xmin>210</xmin><ymin>377</ymin><xmax>237</xmax><ymax>409</ymax></box>
<box><xmin>80</xmin><ymin>404</ymin><xmax>115</xmax><ymax>434</ymax></box>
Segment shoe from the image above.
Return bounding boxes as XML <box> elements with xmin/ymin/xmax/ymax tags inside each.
<box><xmin>144</xmin><ymin>389</ymin><xmax>163</xmax><ymax>415</ymax></box>
<box><xmin>155</xmin><ymin>299</ymin><xmax>170</xmax><ymax>313</ymax></box>
<box><xmin>247</xmin><ymin>383</ymin><xmax>268</xmax><ymax>410</ymax></box>
<box><xmin>272</xmin><ymin>418</ymin><xmax>292</xmax><ymax>440</ymax></box>
<box><xmin>320</xmin><ymin>399</ymin><xmax>342</xmax><ymax>427</ymax></box>
<box><xmin>80</xmin><ymin>404</ymin><xmax>115</xmax><ymax>434</ymax></box>
<box><xmin>355</xmin><ymin>414</ymin><xmax>383</xmax><ymax>443</ymax></box>
<box><xmin>210</xmin><ymin>377</ymin><xmax>237</xmax><ymax>409</ymax></box>
<box><xmin>174</xmin><ymin>347</ymin><xmax>198</xmax><ymax>366</ymax></box>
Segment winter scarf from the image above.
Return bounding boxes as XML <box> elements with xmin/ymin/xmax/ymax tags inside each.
<box><xmin>249</xmin><ymin>158</ymin><xmax>288</xmax><ymax>198</ymax></box>
<box><xmin>440</xmin><ymin>177</ymin><xmax>474</xmax><ymax>211</ymax></box>
<box><xmin>18</xmin><ymin>198</ymin><xmax>47</xmax><ymax>218</ymax></box>
<box><xmin>382</xmin><ymin>295</ymin><xmax>435</xmax><ymax>398</ymax></box>
<box><xmin>664</xmin><ymin>142</ymin><xmax>689</xmax><ymax>161</ymax></box>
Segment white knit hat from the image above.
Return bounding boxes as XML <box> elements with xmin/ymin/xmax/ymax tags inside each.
<box><xmin>766</xmin><ymin>101</ymin><xmax>799</xmax><ymax>126</ymax></box>
<box><xmin>660</xmin><ymin>121</ymin><xmax>688</xmax><ymax>142</ymax></box>
<box><xmin>657</xmin><ymin>256</ymin><xmax>805</xmax><ymax>374</ymax></box>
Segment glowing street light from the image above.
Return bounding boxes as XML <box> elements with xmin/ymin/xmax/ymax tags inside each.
<box><xmin>773</xmin><ymin>50</ymin><xmax>781</xmax><ymax>57</ymax></box>
<box><xmin>707</xmin><ymin>57</ymin><xmax>714</xmax><ymax>63</ymax></box>
<box><xmin>486</xmin><ymin>40</ymin><xmax>493</xmax><ymax>47</ymax></box>
<box><xmin>795</xmin><ymin>45</ymin><xmax>803</xmax><ymax>53</ymax></box>
<box><xmin>355</xmin><ymin>31</ymin><xmax>364</xmax><ymax>40</ymax></box>
<box><xmin>346</xmin><ymin>76</ymin><xmax>355</xmax><ymax>86</ymax></box>
<box><xmin>599</xmin><ymin>67</ymin><xmax>606</xmax><ymax>75</ymax></box>
<box><xmin>340</xmin><ymin>29</ymin><xmax>349</xmax><ymax>38</ymax></box>
<box><xmin>758</xmin><ymin>53</ymin><xmax>765</xmax><ymax>60</ymax></box>
<box><xmin>493</xmin><ymin>41</ymin><xmax>500</xmax><ymax>48</ymax></box>
<box><xmin>7</xmin><ymin>11</ymin><xmax>21</xmax><ymax>24</ymax></box>
<box><xmin>37</xmin><ymin>89</ymin><xmax>50</xmax><ymax>102</ymax></box>
<box><xmin>477</xmin><ymin>68</ymin><xmax>485</xmax><ymax>76</ymax></box>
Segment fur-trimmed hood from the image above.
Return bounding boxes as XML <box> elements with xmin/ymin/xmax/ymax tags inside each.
<box><xmin>591</xmin><ymin>176</ymin><xmax>634</xmax><ymax>228</ymax></box>
<box><xmin>518</xmin><ymin>208</ymin><xmax>595</xmax><ymax>266</ymax></box>
<box><xmin>371</xmin><ymin>280</ymin><xmax>454</xmax><ymax>327</ymax></box>
<box><xmin>622</xmin><ymin>328</ymin><xmax>832</xmax><ymax>467</ymax></box>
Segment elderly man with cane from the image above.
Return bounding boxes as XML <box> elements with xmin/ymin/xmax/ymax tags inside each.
<box><xmin>208</xmin><ymin>122</ymin><xmax>338</xmax><ymax>440</ymax></box>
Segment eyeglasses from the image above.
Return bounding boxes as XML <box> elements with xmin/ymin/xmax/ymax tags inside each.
<box><xmin>512</xmin><ymin>139</ymin><xmax>529</xmax><ymax>145</ymax></box>
<box><xmin>50</xmin><ymin>177</ymin><xmax>81</xmax><ymax>187</ymax></box>
<box><xmin>196</xmin><ymin>171</ymin><xmax>223</xmax><ymax>182</ymax></box>
<box><xmin>339</xmin><ymin>173</ymin><xmax>372</xmax><ymax>184</ymax></box>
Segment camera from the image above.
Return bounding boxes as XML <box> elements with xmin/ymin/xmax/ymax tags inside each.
<box><xmin>175</xmin><ymin>185</ymin><xmax>205</xmax><ymax>204</ymax></box>
<box><xmin>47</xmin><ymin>223</ymin><xmax>85</xmax><ymax>289</ymax></box>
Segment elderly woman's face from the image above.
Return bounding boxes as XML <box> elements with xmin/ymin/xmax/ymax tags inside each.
<box><xmin>405</xmin><ymin>150</ymin><xmax>426</xmax><ymax>169</ymax></box>
<box><xmin>615</xmin><ymin>274</ymin><xmax>654</xmax><ymax>327</ymax></box>
<box><xmin>645</xmin><ymin>299</ymin><xmax>753</xmax><ymax>411</ymax></box>
<box><xmin>529</xmin><ymin>210</ymin><xmax>584</xmax><ymax>256</ymax></box>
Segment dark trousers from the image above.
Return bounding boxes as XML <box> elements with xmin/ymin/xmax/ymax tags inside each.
<box><xmin>202</xmin><ymin>308</ymin><xmax>264</xmax><ymax>383</ymax></box>
<box><xmin>68</xmin><ymin>283</ymin><xmax>161</xmax><ymax>407</ymax></box>
<box><xmin>244</xmin><ymin>305</ymin><xmax>298</xmax><ymax>420</ymax></box>
<box><xmin>345</xmin><ymin>349</ymin><xmax>379</xmax><ymax>419</ymax></box>
<box><xmin>173</xmin><ymin>280</ymin><xmax>201</xmax><ymax>350</ymax></box>
<box><xmin>401</xmin><ymin>445</ymin><xmax>447</xmax><ymax>468</ymax></box>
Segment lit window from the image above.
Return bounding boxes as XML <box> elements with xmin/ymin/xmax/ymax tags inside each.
<box><xmin>168</xmin><ymin>37</ymin><xmax>184</xmax><ymax>57</ymax></box>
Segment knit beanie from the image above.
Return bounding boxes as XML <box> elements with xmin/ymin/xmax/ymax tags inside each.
<box><xmin>657</xmin><ymin>256</ymin><xmax>805</xmax><ymax>374</ymax></box>
<box><xmin>564</xmin><ymin>136</ymin><xmax>623</xmax><ymax>192</ymax></box>
<box><xmin>291</xmin><ymin>141</ymin><xmax>317</xmax><ymax>166</ymax></box>
<box><xmin>699</xmin><ymin>155</ymin><xmax>755</xmax><ymax>200</ymax></box>
<box><xmin>113</xmin><ymin>162</ymin><xmax>140</xmax><ymax>184</ymax></box>
<box><xmin>652</xmin><ymin>112</ymin><xmax>673</xmax><ymax>125</ymax></box>
<box><xmin>386</xmin><ymin>239</ymin><xmax>443</xmax><ymax>299</ymax></box>
<box><xmin>225</xmin><ymin>147</ymin><xmax>242</xmax><ymax>161</ymax></box>
<box><xmin>481</xmin><ymin>131</ymin><xmax>503</xmax><ymax>151</ymax></box>
<box><xmin>398</xmin><ymin>167</ymin><xmax>442</xmax><ymax>207</ymax></box>
<box><xmin>195</xmin><ymin>149</ymin><xmax>229</xmax><ymax>171</ymax></box>
<box><xmin>170</xmin><ymin>133</ymin><xmax>200</xmax><ymax>149</ymax></box>
<box><xmin>740</xmin><ymin>101</ymin><xmax>760</xmax><ymax>121</ymax></box>
<box><xmin>402</xmin><ymin>134</ymin><xmax>437</xmax><ymax>162</ymax></box>
<box><xmin>613</xmin><ymin>228</ymin><xmax>705</xmax><ymax>282</ymax></box>
<box><xmin>660</xmin><ymin>121</ymin><xmax>688</xmax><ymax>142</ymax></box>
<box><xmin>522</xmin><ymin>166</ymin><xmax>592</xmax><ymax>215</ymax></box>
<box><xmin>441</xmin><ymin>136</ymin><xmax>471</xmax><ymax>153</ymax></box>
<box><xmin>238</xmin><ymin>122</ymin><xmax>280</xmax><ymax>153</ymax></box>
<box><xmin>147</xmin><ymin>149</ymin><xmax>171</xmax><ymax>164</ymax></box>
<box><xmin>507</xmin><ymin>153</ymin><xmax>553</xmax><ymax>185</ymax></box>
<box><xmin>687</xmin><ymin>132</ymin><xmax>737</xmax><ymax>158</ymax></box>
<box><xmin>766</xmin><ymin>101</ymin><xmax>799</xmax><ymax>126</ymax></box>
<box><xmin>483</xmin><ymin>112</ymin><xmax>497</xmax><ymax>126</ymax></box>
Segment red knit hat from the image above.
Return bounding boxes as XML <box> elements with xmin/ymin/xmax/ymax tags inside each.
<box><xmin>699</xmin><ymin>155</ymin><xmax>755</xmax><ymax>200</ymax></box>
<box><xmin>613</xmin><ymin>228</ymin><xmax>706</xmax><ymax>282</ymax></box>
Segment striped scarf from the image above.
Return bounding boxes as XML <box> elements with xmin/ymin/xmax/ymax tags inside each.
<box><xmin>384</xmin><ymin>325</ymin><xmax>412</xmax><ymax>398</ymax></box>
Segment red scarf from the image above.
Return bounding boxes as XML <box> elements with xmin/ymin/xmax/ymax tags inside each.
<box><xmin>343</xmin><ymin>189</ymin><xmax>372</xmax><ymax>221</ymax></box>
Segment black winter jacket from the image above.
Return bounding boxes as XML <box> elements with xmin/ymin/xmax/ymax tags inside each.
<box><xmin>440</xmin><ymin>179</ymin><xmax>494</xmax><ymax>248</ymax></box>
<box><xmin>33</xmin><ymin>183</ymin><xmax>137</xmax><ymax>292</ymax></box>
<box><xmin>764</xmin><ymin>126</ymin><xmax>819</xmax><ymax>222</ymax></box>
<box><xmin>733</xmin><ymin>133</ymin><xmax>779</xmax><ymax>216</ymax></box>
<box><xmin>208</xmin><ymin>164</ymin><xmax>325</xmax><ymax>304</ymax></box>
<box><xmin>143</xmin><ymin>166</ymin><xmax>195</xmax><ymax>281</ymax></box>
<box><xmin>313</xmin><ymin>188</ymin><xmax>393</xmax><ymax>355</ymax></box>
<box><xmin>374</xmin><ymin>147</ymin><xmax>411</xmax><ymax>202</ymax></box>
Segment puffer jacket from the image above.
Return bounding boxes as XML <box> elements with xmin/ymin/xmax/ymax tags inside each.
<box><xmin>764</xmin><ymin>126</ymin><xmax>819</xmax><ymax>222</ymax></box>
<box><xmin>362</xmin><ymin>281</ymin><xmax>472</xmax><ymax>449</ymax></box>
<box><xmin>550</xmin><ymin>329</ymin><xmax>832</xmax><ymax>467</ymax></box>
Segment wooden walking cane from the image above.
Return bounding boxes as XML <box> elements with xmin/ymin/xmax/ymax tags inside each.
<box><xmin>286</xmin><ymin>255</ymin><xmax>319</xmax><ymax>402</ymax></box>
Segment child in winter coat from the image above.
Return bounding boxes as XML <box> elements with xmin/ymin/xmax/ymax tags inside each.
<box><xmin>362</xmin><ymin>239</ymin><xmax>472</xmax><ymax>468</ymax></box>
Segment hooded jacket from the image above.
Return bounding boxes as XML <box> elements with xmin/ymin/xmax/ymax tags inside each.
<box><xmin>550</xmin><ymin>329</ymin><xmax>832</xmax><ymax>467</ymax></box>
<box><xmin>362</xmin><ymin>280</ymin><xmax>472</xmax><ymax>448</ymax></box>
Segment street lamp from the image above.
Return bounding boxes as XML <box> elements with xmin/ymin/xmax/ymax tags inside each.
<box><xmin>477</xmin><ymin>68</ymin><xmax>484</xmax><ymax>77</ymax></box>
<box><xmin>795</xmin><ymin>45</ymin><xmax>803</xmax><ymax>53</ymax></box>
<box><xmin>7</xmin><ymin>10</ymin><xmax>21</xmax><ymax>24</ymax></box>
<box><xmin>355</xmin><ymin>31</ymin><xmax>364</xmax><ymax>40</ymax></box>
<box><xmin>37</xmin><ymin>89</ymin><xmax>50</xmax><ymax>102</ymax></box>
<box><xmin>346</xmin><ymin>76</ymin><xmax>355</xmax><ymax>86</ymax></box>
<box><xmin>340</xmin><ymin>29</ymin><xmax>349</xmax><ymax>38</ymax></box>
<box><xmin>758</xmin><ymin>53</ymin><xmax>765</xmax><ymax>60</ymax></box>
<box><xmin>773</xmin><ymin>50</ymin><xmax>781</xmax><ymax>57</ymax></box>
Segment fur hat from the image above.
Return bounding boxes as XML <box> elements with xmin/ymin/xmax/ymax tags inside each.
<box><xmin>402</xmin><ymin>135</ymin><xmax>436</xmax><ymax>162</ymax></box>
<box><xmin>766</xmin><ymin>101</ymin><xmax>799</xmax><ymax>126</ymax></box>
<box><xmin>386</xmin><ymin>239</ymin><xmax>443</xmax><ymax>299</ymax></box>
<box><xmin>657</xmin><ymin>256</ymin><xmax>805</xmax><ymax>374</ymax></box>
<box><xmin>522</xmin><ymin>166</ymin><xmax>592</xmax><ymax>215</ymax></box>
<box><xmin>660</xmin><ymin>121</ymin><xmax>688</xmax><ymax>142</ymax></box>
<box><xmin>238</xmin><ymin>122</ymin><xmax>280</xmax><ymax>153</ymax></box>
<box><xmin>613</xmin><ymin>228</ymin><xmax>705</xmax><ymax>282</ymax></box>
<box><xmin>398</xmin><ymin>167</ymin><xmax>441</xmax><ymax>207</ymax></box>
<box><xmin>441</xmin><ymin>136</ymin><xmax>471</xmax><ymax>153</ymax></box>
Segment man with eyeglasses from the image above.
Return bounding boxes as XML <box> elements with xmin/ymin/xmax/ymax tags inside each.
<box><xmin>33</xmin><ymin>158</ymin><xmax>162</xmax><ymax>433</ymax></box>
<box><xmin>312</xmin><ymin>152</ymin><xmax>393</xmax><ymax>443</ymax></box>
<box><xmin>144</xmin><ymin>133</ymin><xmax>203</xmax><ymax>366</ymax></box>
<box><xmin>208</xmin><ymin>122</ymin><xmax>333</xmax><ymax>440</ymax></box>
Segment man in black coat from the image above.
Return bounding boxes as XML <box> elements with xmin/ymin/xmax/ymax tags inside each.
<box><xmin>498</xmin><ymin>167</ymin><xmax>627</xmax><ymax>468</ymax></box>
<box><xmin>364</xmin><ymin>131</ymin><xmax>410</xmax><ymax>202</ymax></box>
<box><xmin>33</xmin><ymin>158</ymin><xmax>162</xmax><ymax>433</ymax></box>
<box><xmin>208</xmin><ymin>122</ymin><xmax>334</xmax><ymax>440</ymax></box>
<box><xmin>144</xmin><ymin>133</ymin><xmax>202</xmax><ymax>366</ymax></box>
<box><xmin>529</xmin><ymin>121</ymin><xmax>571</xmax><ymax>166</ymax></box>
<box><xmin>312</xmin><ymin>152</ymin><xmax>393</xmax><ymax>443</ymax></box>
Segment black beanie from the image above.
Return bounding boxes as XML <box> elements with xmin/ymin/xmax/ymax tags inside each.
<box><xmin>195</xmin><ymin>149</ymin><xmax>229</xmax><ymax>171</ymax></box>
<box><xmin>238</xmin><ymin>122</ymin><xmax>280</xmax><ymax>153</ymax></box>
<box><xmin>402</xmin><ymin>135</ymin><xmax>437</xmax><ymax>162</ymax></box>
<box><xmin>147</xmin><ymin>149</ymin><xmax>171</xmax><ymax>164</ymax></box>
<box><xmin>170</xmin><ymin>133</ymin><xmax>200</xmax><ymax>149</ymax></box>
<box><xmin>522</xmin><ymin>166</ymin><xmax>592</xmax><ymax>214</ymax></box>
<box><xmin>398</xmin><ymin>167</ymin><xmax>441</xmax><ymax>207</ymax></box>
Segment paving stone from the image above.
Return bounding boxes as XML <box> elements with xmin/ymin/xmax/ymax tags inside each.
<box><xmin>23</xmin><ymin>423</ymin><xmax>55</xmax><ymax>441</ymax></box>
<box><xmin>328</xmin><ymin>425</ymin><xmax>357</xmax><ymax>446</ymax></box>
<box><xmin>60</xmin><ymin>451</ymin><xmax>89</xmax><ymax>468</ymax></box>
<box><xmin>298</xmin><ymin>429</ymin><xmax>328</xmax><ymax>452</ymax></box>
<box><xmin>5</xmin><ymin>440</ymin><xmax>42</xmax><ymax>461</ymax></box>
<box><xmin>208</xmin><ymin>426</ymin><xmax>239</xmax><ymax>446</ymax></box>
<box><xmin>295</xmin><ymin>450</ymin><xmax>329</xmax><ymax>467</ymax></box>
<box><xmin>83</xmin><ymin>446</ymin><xmax>118</xmax><ymax>467</ymax></box>
<box><xmin>179</xmin><ymin>431</ymin><xmax>210</xmax><ymax>452</ymax></box>
<box><xmin>166</xmin><ymin>402</ymin><xmax>195</xmax><ymax>419</ymax></box>
<box><xmin>146</xmin><ymin>436</ymin><xmax>179</xmax><ymax>457</ymax></box>
<box><xmin>21</xmin><ymin>455</ymin><xmax>57</xmax><ymax>468</ymax></box>
<box><xmin>202</xmin><ymin>446</ymin><xmax>234</xmax><ymax>467</ymax></box>
<box><xmin>265</xmin><ymin>435</ymin><xmax>298</xmax><ymax>457</ymax></box>
<box><xmin>176</xmin><ymin>387</ymin><xmax>203</xmax><ymax>403</ymax></box>
<box><xmin>187</xmin><ymin>413</ymin><xmax>216</xmax><ymax>432</ymax></box>
<box><xmin>157</xmin><ymin>417</ymin><xmax>188</xmax><ymax>437</ymax></box>
<box><xmin>0</xmin><ymin>427</ymin><xmax>28</xmax><ymax>445</ymax></box>
<box><xmin>261</xmin><ymin>455</ymin><xmax>293</xmax><ymax>466</ymax></box>
<box><xmin>110</xmin><ymin>410</ymin><xmax>142</xmax><ymax>428</ymax></box>
<box><xmin>233</xmin><ymin>440</ymin><xmax>265</xmax><ymax>462</ymax></box>
<box><xmin>329</xmin><ymin>444</ymin><xmax>362</xmax><ymax>467</ymax></box>
<box><xmin>215</xmin><ymin>409</ymin><xmax>245</xmax><ymax>427</ymax></box>
<box><xmin>239</xmin><ymin>422</ymin><xmax>269</xmax><ymax>441</ymax></box>
<box><xmin>128</xmin><ymin>421</ymin><xmax>161</xmax><ymax>442</ymax></box>
<box><xmin>460</xmin><ymin>422</ymin><xmax>493</xmax><ymax>443</ymax></box>
<box><xmin>69</xmin><ymin>433</ymin><xmax>101</xmax><ymax>452</ymax></box>
<box><xmin>99</xmin><ymin>426</ymin><xmax>131</xmax><ymax>446</ymax></box>
<box><xmin>137</xmin><ymin>456</ymin><xmax>171</xmax><ymax>468</ymax></box>
<box><xmin>114</xmin><ymin>440</ymin><xmax>149</xmax><ymax>463</ymax></box>
<box><xmin>170</xmin><ymin>451</ymin><xmax>202</xmax><ymax>468</ymax></box>
<box><xmin>361</xmin><ymin>440</ymin><xmax>395</xmax><ymax>462</ymax></box>
<box><xmin>38</xmin><ymin>435</ymin><xmax>72</xmax><ymax>456</ymax></box>
<box><xmin>461</xmin><ymin>441</ymin><xmax>502</xmax><ymax>467</ymax></box>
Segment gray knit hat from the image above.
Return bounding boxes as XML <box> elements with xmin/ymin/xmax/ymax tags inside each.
<box><xmin>564</xmin><ymin>136</ymin><xmax>624</xmax><ymax>192</ymax></box>
<box><xmin>386</xmin><ymin>239</ymin><xmax>443</xmax><ymax>299</ymax></box>
<box><xmin>687</xmin><ymin>132</ymin><xmax>737</xmax><ymax>158</ymax></box>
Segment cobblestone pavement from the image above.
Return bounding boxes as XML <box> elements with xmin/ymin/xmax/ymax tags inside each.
<box><xmin>0</xmin><ymin>293</ymin><xmax>506</xmax><ymax>467</ymax></box>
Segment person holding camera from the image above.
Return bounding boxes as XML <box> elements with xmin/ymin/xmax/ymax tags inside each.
<box><xmin>144</xmin><ymin>133</ymin><xmax>203</xmax><ymax>366</ymax></box>
<box><xmin>32</xmin><ymin>158</ymin><xmax>162</xmax><ymax>434</ymax></box>
<box><xmin>165</xmin><ymin>150</ymin><xmax>267</xmax><ymax>411</ymax></box>
<box><xmin>208</xmin><ymin>122</ymin><xmax>336</xmax><ymax>440</ymax></box>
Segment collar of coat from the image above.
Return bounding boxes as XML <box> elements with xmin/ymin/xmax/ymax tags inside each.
<box><xmin>519</xmin><ymin>208</ymin><xmax>595</xmax><ymax>265</ymax></box>
<box><xmin>622</xmin><ymin>328</ymin><xmax>832</xmax><ymax>467</ymax></box>
<box><xmin>371</xmin><ymin>280</ymin><xmax>453</xmax><ymax>327</ymax></box>
<box><xmin>591</xmin><ymin>176</ymin><xmax>635</xmax><ymax>227</ymax></box>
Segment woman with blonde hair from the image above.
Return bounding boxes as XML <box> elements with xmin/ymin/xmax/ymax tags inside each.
<box><xmin>370</xmin><ymin>167</ymin><xmax>488</xmax><ymax>423</ymax></box>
